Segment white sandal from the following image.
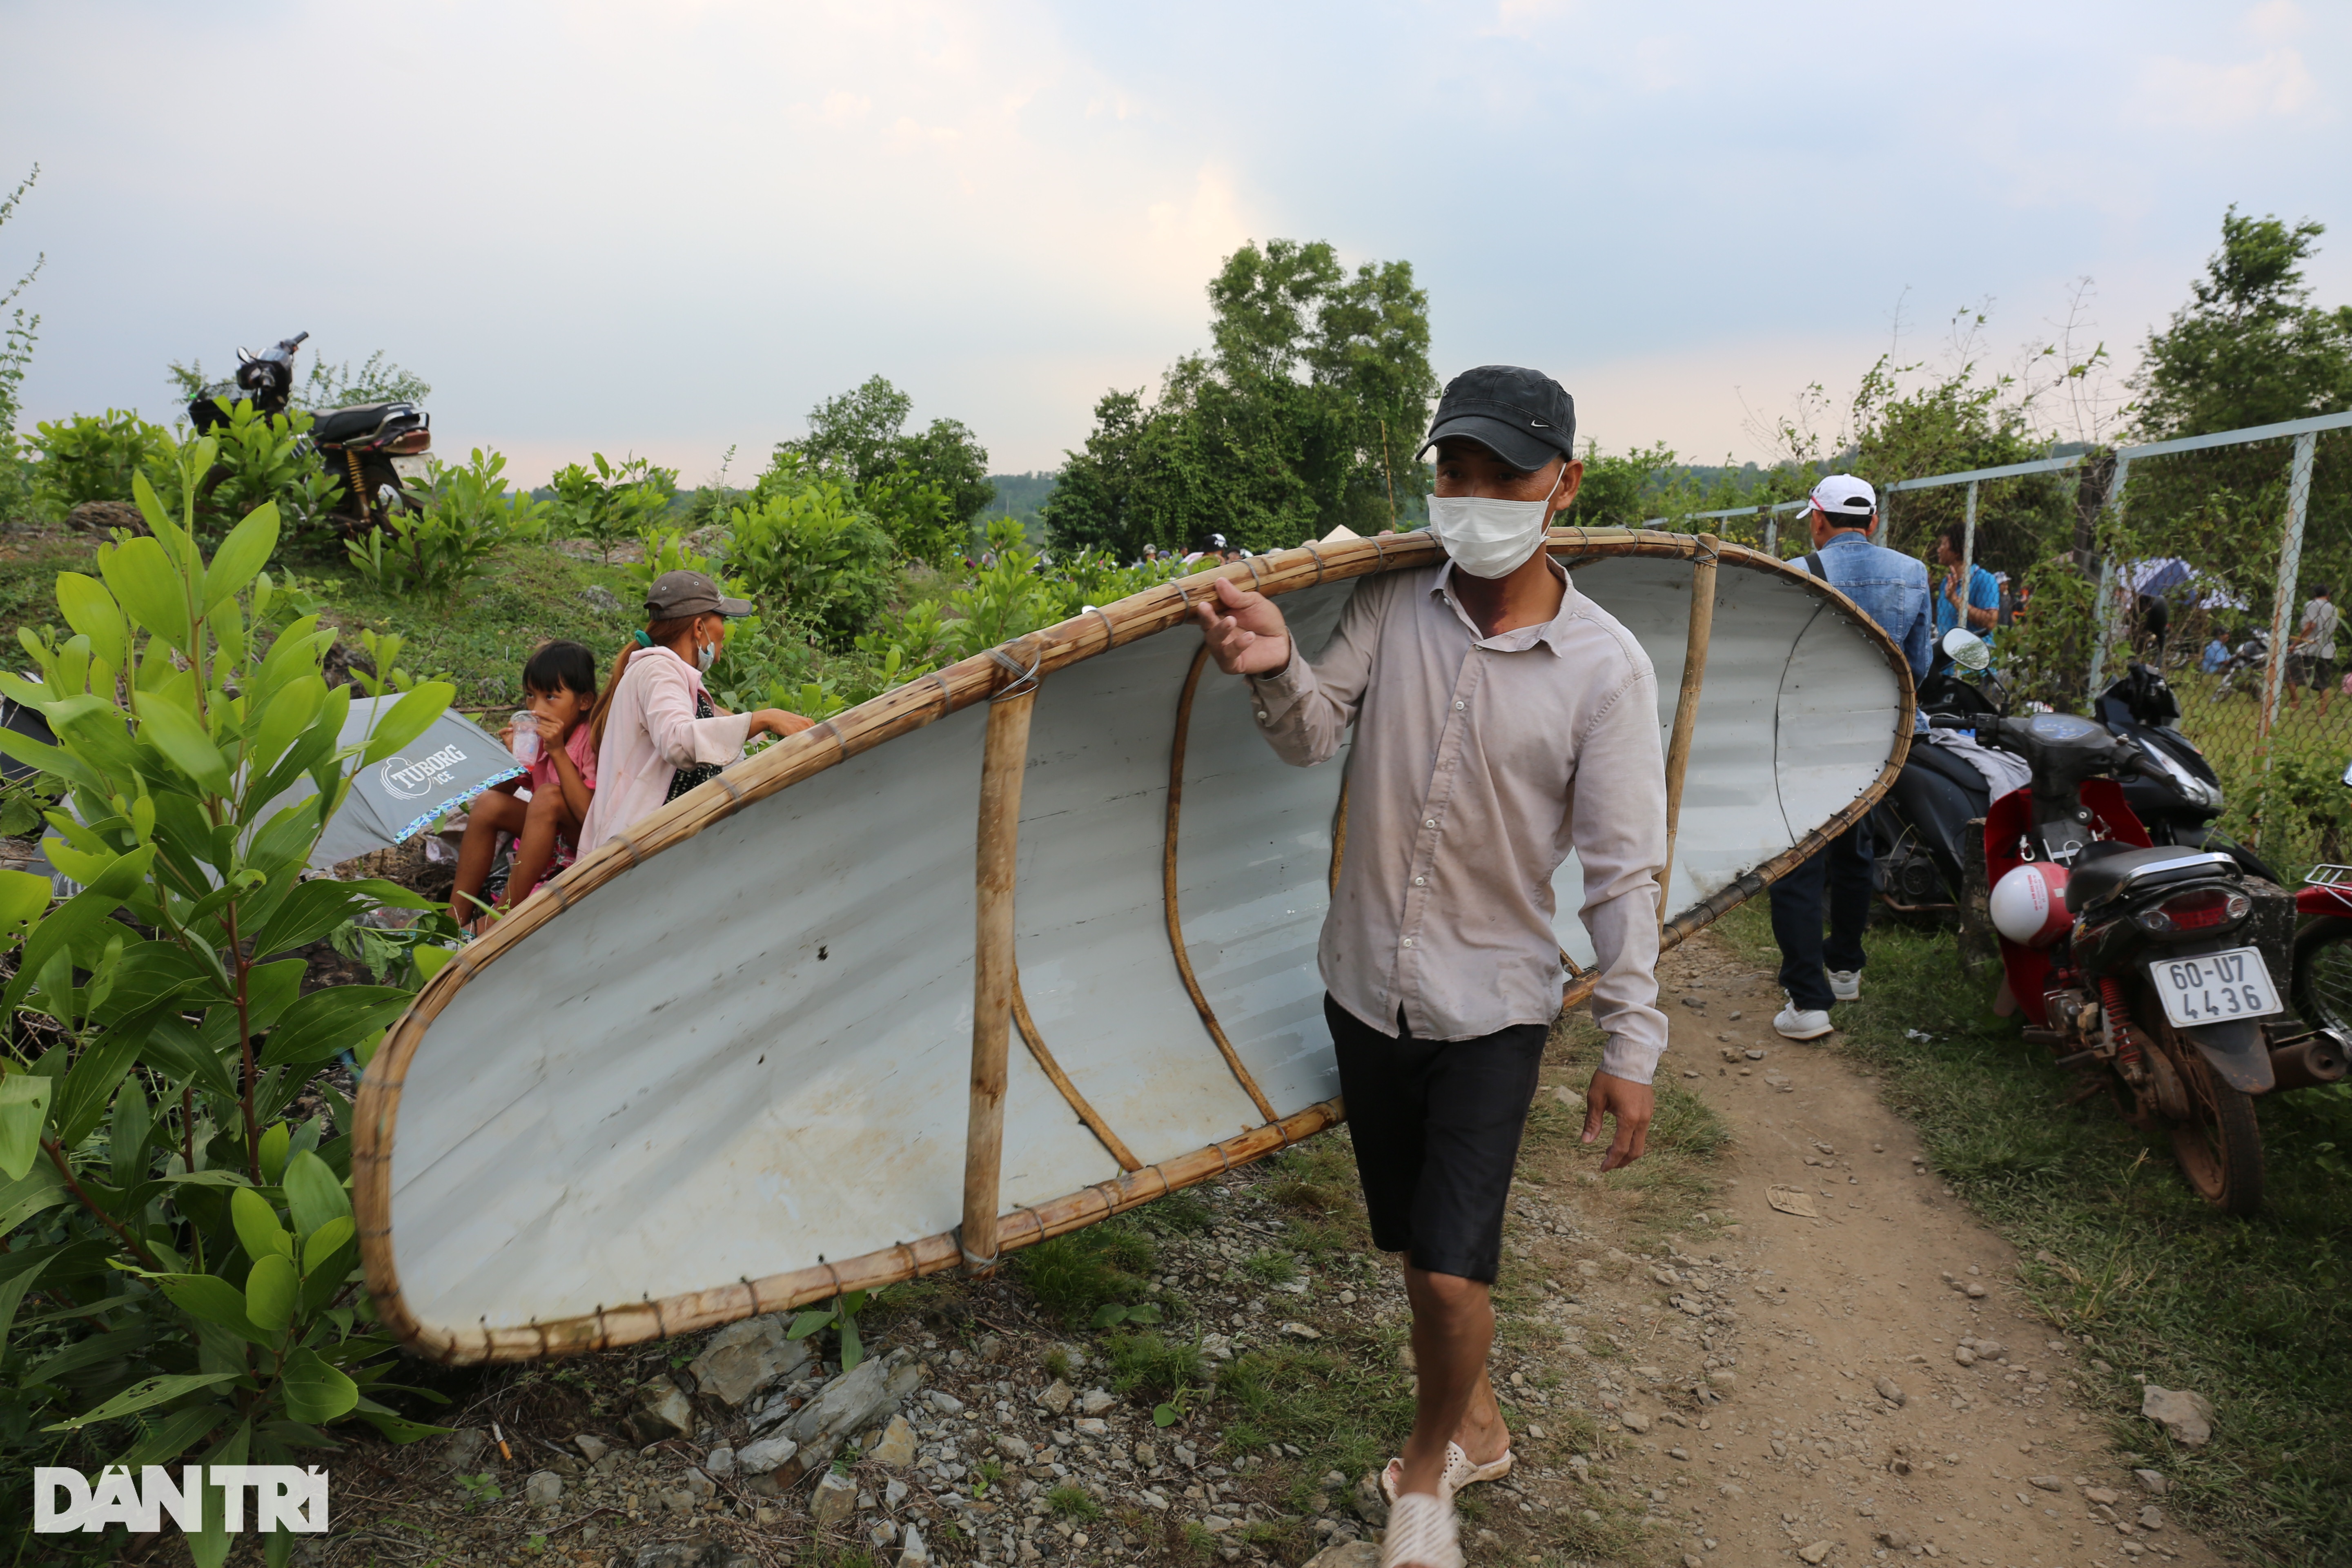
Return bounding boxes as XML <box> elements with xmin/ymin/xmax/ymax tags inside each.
<box><xmin>1380</xmin><ymin>1441</ymin><xmax>1513</xmax><ymax>1506</ymax></box>
<box><xmin>1381</xmin><ymin>1492</ymin><xmax>1463</xmax><ymax>1568</ymax></box>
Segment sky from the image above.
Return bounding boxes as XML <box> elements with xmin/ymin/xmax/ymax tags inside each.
<box><xmin>2</xmin><ymin>0</ymin><xmax>2347</xmax><ymax>486</ymax></box>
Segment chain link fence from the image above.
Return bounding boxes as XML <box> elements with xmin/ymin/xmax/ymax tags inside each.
<box><xmin>1649</xmin><ymin>410</ymin><xmax>2352</xmax><ymax>881</ymax></box>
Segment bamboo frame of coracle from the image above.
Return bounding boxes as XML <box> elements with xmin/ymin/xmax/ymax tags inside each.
<box><xmin>353</xmin><ymin>528</ymin><xmax>1913</xmax><ymax>1364</ymax></box>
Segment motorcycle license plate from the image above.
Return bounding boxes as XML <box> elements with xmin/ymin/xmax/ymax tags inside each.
<box><xmin>390</xmin><ymin>454</ymin><xmax>432</xmax><ymax>482</ymax></box>
<box><xmin>2147</xmin><ymin>947</ymin><xmax>2282</xmax><ymax>1027</ymax></box>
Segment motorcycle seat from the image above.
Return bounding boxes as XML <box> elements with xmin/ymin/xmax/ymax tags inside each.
<box><xmin>309</xmin><ymin>401</ymin><xmax>416</xmax><ymax>445</ymax></box>
<box><xmin>2064</xmin><ymin>845</ymin><xmax>2237</xmax><ymax>914</ymax></box>
<box><xmin>1907</xmin><ymin>741</ymin><xmax>1991</xmax><ymax>800</ymax></box>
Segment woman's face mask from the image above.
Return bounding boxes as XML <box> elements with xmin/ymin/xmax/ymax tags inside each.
<box><xmin>1426</xmin><ymin>462</ymin><xmax>1567</xmax><ymax>579</ymax></box>
<box><xmin>697</xmin><ymin>617</ymin><xmax>724</xmax><ymax>672</ymax></box>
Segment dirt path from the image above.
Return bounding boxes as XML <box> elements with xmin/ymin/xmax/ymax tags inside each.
<box><xmin>1559</xmin><ymin>933</ymin><xmax>2221</xmax><ymax>1568</ymax></box>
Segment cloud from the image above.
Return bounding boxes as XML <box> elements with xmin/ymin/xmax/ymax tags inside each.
<box><xmin>2136</xmin><ymin>47</ymin><xmax>2319</xmax><ymax>128</ymax></box>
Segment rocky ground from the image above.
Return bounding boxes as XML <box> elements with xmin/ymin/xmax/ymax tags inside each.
<box><xmin>276</xmin><ymin>933</ymin><xmax>2231</xmax><ymax>1568</ymax></box>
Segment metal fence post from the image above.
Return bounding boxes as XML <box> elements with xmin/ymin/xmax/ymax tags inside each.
<box><xmin>1762</xmin><ymin>507</ymin><xmax>1776</xmax><ymax>557</ymax></box>
<box><xmin>2084</xmin><ymin>456</ymin><xmax>2133</xmax><ymax>701</ymax></box>
<box><xmin>1957</xmin><ymin>479</ymin><xmax>1979</xmax><ymax>641</ymax></box>
<box><xmin>2256</xmin><ymin>431</ymin><xmax>2320</xmax><ymax>751</ymax></box>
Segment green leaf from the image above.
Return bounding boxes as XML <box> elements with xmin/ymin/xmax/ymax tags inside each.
<box><xmin>55</xmin><ymin>571</ymin><xmax>130</xmax><ymax>675</ymax></box>
<box><xmin>1090</xmin><ymin>1303</ymin><xmax>1129</xmax><ymax>1329</ymax></box>
<box><xmin>189</xmin><ymin>1415</ymin><xmax>252</xmax><ymax>1568</ymax></box>
<box><xmin>43</xmin><ymin>1371</ymin><xmax>243</xmax><ymax>1432</ymax></box>
<box><xmin>0</xmin><ymin>866</ymin><xmax>51</xmax><ymax>943</ymax></box>
<box><xmin>117</xmin><ymin>1402</ymin><xmax>233</xmax><ymax>1468</ymax></box>
<box><xmin>785</xmin><ymin>1308</ymin><xmax>832</xmax><ymax>1340</ymax></box>
<box><xmin>146</xmin><ymin>1274</ymin><xmax>276</xmax><ymax>1345</ymax></box>
<box><xmin>0</xmin><ymin>1161</ymin><xmax>68</xmax><ymax>1233</ymax></box>
<box><xmin>1153</xmin><ymin>1403</ymin><xmax>1179</xmax><ymax>1428</ymax></box>
<box><xmin>0</xmin><ymin>1073</ymin><xmax>53</xmax><ymax>1181</ymax></box>
<box><xmin>202</xmin><ymin>501</ymin><xmax>280</xmax><ymax>613</ymax></box>
<box><xmin>281</xmin><ymin>1149</ymin><xmax>350</xmax><ymax>1241</ymax></box>
<box><xmin>303</xmin><ymin>1215</ymin><xmax>354</xmax><ymax>1274</ymax></box>
<box><xmin>412</xmin><ymin>943</ymin><xmax>457</xmax><ymax>984</ymax></box>
<box><xmin>259</xmin><ymin>1121</ymin><xmax>291</xmax><ymax>1185</ymax></box>
<box><xmin>243</xmin><ymin>1252</ymin><xmax>297</xmax><ymax>1335</ymax></box>
<box><xmin>139</xmin><ymin>701</ymin><xmax>232</xmax><ymax>795</ymax></box>
<box><xmin>100</xmin><ymin>531</ymin><xmax>193</xmax><ymax>651</ymax></box>
<box><xmin>54</xmin><ymin>1023</ymin><xmax>146</xmax><ymax>1151</ymax></box>
<box><xmin>0</xmin><ymin>1250</ymin><xmax>53</xmax><ymax>1358</ymax></box>
<box><xmin>247</xmin><ymin>672</ymin><xmax>326</xmax><ymax>780</ymax></box>
<box><xmin>111</xmin><ymin>1080</ymin><xmax>150</xmax><ymax>1190</ymax></box>
<box><xmin>231</xmin><ymin>1186</ymin><xmax>295</xmax><ymax>1262</ymax></box>
<box><xmin>259</xmin><ymin>985</ymin><xmax>413</xmax><ymax>1069</ymax></box>
<box><xmin>279</xmin><ymin>1346</ymin><xmax>359</xmax><ymax>1424</ymax></box>
<box><xmin>352</xmin><ymin>1403</ymin><xmax>452</xmax><ymax>1443</ymax></box>
<box><xmin>1125</xmin><ymin>1301</ymin><xmax>1163</xmax><ymax>1325</ymax></box>
<box><xmin>358</xmin><ymin>681</ymin><xmax>454</xmax><ymax>766</ymax></box>
<box><xmin>247</xmin><ymin>877</ymin><xmax>367</xmax><ymax>960</ymax></box>
<box><xmin>840</xmin><ymin>1312</ymin><xmax>862</xmax><ymax>1370</ymax></box>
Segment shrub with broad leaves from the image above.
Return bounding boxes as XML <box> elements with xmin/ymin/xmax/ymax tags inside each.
<box><xmin>0</xmin><ymin>440</ymin><xmax>456</xmax><ymax>1561</ymax></box>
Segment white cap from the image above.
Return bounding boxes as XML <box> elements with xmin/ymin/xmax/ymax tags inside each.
<box><xmin>1805</xmin><ymin>473</ymin><xmax>1877</xmax><ymax>523</ymax></box>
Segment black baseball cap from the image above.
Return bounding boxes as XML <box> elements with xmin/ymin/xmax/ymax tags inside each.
<box><xmin>1418</xmin><ymin>365</ymin><xmax>1577</xmax><ymax>472</ymax></box>
<box><xmin>645</xmin><ymin>569</ymin><xmax>752</xmax><ymax>619</ymax></box>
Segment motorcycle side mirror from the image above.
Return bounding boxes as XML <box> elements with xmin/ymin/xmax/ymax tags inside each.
<box><xmin>2341</xmin><ymin>755</ymin><xmax>2352</xmax><ymax>788</ymax></box>
<box><xmin>1942</xmin><ymin>628</ymin><xmax>1992</xmax><ymax>672</ymax></box>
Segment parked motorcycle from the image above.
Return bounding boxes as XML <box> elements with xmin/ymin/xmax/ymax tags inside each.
<box><xmin>1871</xmin><ymin>654</ymin><xmax>2263</xmax><ymax>920</ymax></box>
<box><xmin>1946</xmin><ymin>630</ymin><xmax>2341</xmax><ymax>1215</ymax></box>
<box><xmin>2288</xmin><ymin>757</ymin><xmax>2352</xmax><ymax>1041</ymax></box>
<box><xmin>2210</xmin><ymin>629</ymin><xmax>2270</xmax><ymax>700</ymax></box>
<box><xmin>186</xmin><ymin>330</ymin><xmax>431</xmax><ymax>535</ymax></box>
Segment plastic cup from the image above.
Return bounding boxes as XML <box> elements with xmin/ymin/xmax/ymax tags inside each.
<box><xmin>510</xmin><ymin>711</ymin><xmax>539</xmax><ymax>763</ymax></box>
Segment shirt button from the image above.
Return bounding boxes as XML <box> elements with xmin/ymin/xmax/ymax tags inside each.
<box><xmin>1401</xmin><ymin>938</ymin><xmax>1414</xmax><ymax>947</ymax></box>
<box><xmin>1413</xmin><ymin>876</ymin><xmax>1426</xmax><ymax>886</ymax></box>
<box><xmin>1454</xmin><ymin>700</ymin><xmax>1466</xmax><ymax>709</ymax></box>
<box><xmin>1425</xmin><ymin>819</ymin><xmax>1436</xmax><ymax>828</ymax></box>
<box><xmin>1254</xmin><ymin>709</ymin><xmax>1269</xmax><ymax>722</ymax></box>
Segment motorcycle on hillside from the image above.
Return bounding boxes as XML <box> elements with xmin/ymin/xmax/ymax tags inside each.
<box><xmin>187</xmin><ymin>330</ymin><xmax>432</xmax><ymax>535</ymax></box>
<box><xmin>1940</xmin><ymin>629</ymin><xmax>2345</xmax><ymax>1215</ymax></box>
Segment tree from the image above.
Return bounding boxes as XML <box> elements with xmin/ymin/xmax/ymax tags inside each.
<box><xmin>1046</xmin><ymin>239</ymin><xmax>1437</xmax><ymax>559</ymax></box>
<box><xmin>775</xmin><ymin>375</ymin><xmax>996</xmax><ymax>548</ymax></box>
<box><xmin>2113</xmin><ymin>209</ymin><xmax>2352</xmax><ymax>653</ymax></box>
<box><xmin>2133</xmin><ymin>207</ymin><xmax>2352</xmax><ymax>439</ymax></box>
<box><xmin>1039</xmin><ymin>390</ymin><xmax>1155</xmax><ymax>557</ymax></box>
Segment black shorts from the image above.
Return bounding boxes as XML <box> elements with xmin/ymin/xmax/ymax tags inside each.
<box><xmin>1325</xmin><ymin>995</ymin><xmax>1549</xmax><ymax>1284</ymax></box>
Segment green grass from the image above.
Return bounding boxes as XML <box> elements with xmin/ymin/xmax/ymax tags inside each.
<box><xmin>1714</xmin><ymin>899</ymin><xmax>2352</xmax><ymax>1567</ymax></box>
<box><xmin>291</xmin><ymin>543</ymin><xmax>641</xmax><ymax>712</ymax></box>
<box><xmin>1045</xmin><ymin>1483</ymin><xmax>1102</xmax><ymax>1521</ymax></box>
<box><xmin>1211</xmin><ymin>1341</ymin><xmax>1414</xmax><ymax>1490</ymax></box>
<box><xmin>1009</xmin><ymin>1220</ymin><xmax>1156</xmax><ymax>1325</ymax></box>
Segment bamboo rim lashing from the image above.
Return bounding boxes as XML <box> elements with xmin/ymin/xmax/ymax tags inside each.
<box><xmin>352</xmin><ymin>528</ymin><xmax>1915</xmax><ymax>1363</ymax></box>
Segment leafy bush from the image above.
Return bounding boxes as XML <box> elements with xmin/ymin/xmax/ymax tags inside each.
<box><xmin>26</xmin><ymin>409</ymin><xmax>174</xmax><ymax>517</ymax></box>
<box><xmin>622</xmin><ymin>525</ymin><xmax>742</xmax><ymax>600</ymax></box>
<box><xmin>550</xmin><ymin>452</ymin><xmax>676</xmax><ymax>562</ymax></box>
<box><xmin>0</xmin><ymin>443</ymin><xmax>457</xmax><ymax>1559</ymax></box>
<box><xmin>345</xmin><ymin>447</ymin><xmax>544</xmax><ymax>599</ymax></box>
<box><xmin>149</xmin><ymin>398</ymin><xmax>344</xmax><ymax>542</ymax></box>
<box><xmin>725</xmin><ymin>477</ymin><xmax>895</xmax><ymax>643</ymax></box>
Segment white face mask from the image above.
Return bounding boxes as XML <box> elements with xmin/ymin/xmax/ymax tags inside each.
<box><xmin>1426</xmin><ymin>463</ymin><xmax>1566</xmax><ymax>579</ymax></box>
<box><xmin>697</xmin><ymin>635</ymin><xmax>718</xmax><ymax>672</ymax></box>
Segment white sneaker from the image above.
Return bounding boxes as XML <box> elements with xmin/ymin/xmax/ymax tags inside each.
<box><xmin>1774</xmin><ymin>1000</ymin><xmax>1834</xmax><ymax>1040</ymax></box>
<box><xmin>1827</xmin><ymin>969</ymin><xmax>1861</xmax><ymax>1002</ymax></box>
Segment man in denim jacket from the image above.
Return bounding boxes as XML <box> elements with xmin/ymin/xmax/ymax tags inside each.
<box><xmin>1772</xmin><ymin>474</ymin><xmax>1931</xmax><ymax>1040</ymax></box>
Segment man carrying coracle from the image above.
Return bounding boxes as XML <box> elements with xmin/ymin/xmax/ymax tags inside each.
<box><xmin>1192</xmin><ymin>365</ymin><xmax>1668</xmax><ymax>1568</ymax></box>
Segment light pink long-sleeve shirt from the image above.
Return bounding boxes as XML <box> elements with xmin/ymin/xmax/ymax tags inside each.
<box><xmin>1244</xmin><ymin>560</ymin><xmax>1671</xmax><ymax>1084</ymax></box>
<box><xmin>578</xmin><ymin>646</ymin><xmax>752</xmax><ymax>855</ymax></box>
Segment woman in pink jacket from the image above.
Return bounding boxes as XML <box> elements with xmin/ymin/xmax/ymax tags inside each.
<box><xmin>577</xmin><ymin>570</ymin><xmax>811</xmax><ymax>855</ymax></box>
